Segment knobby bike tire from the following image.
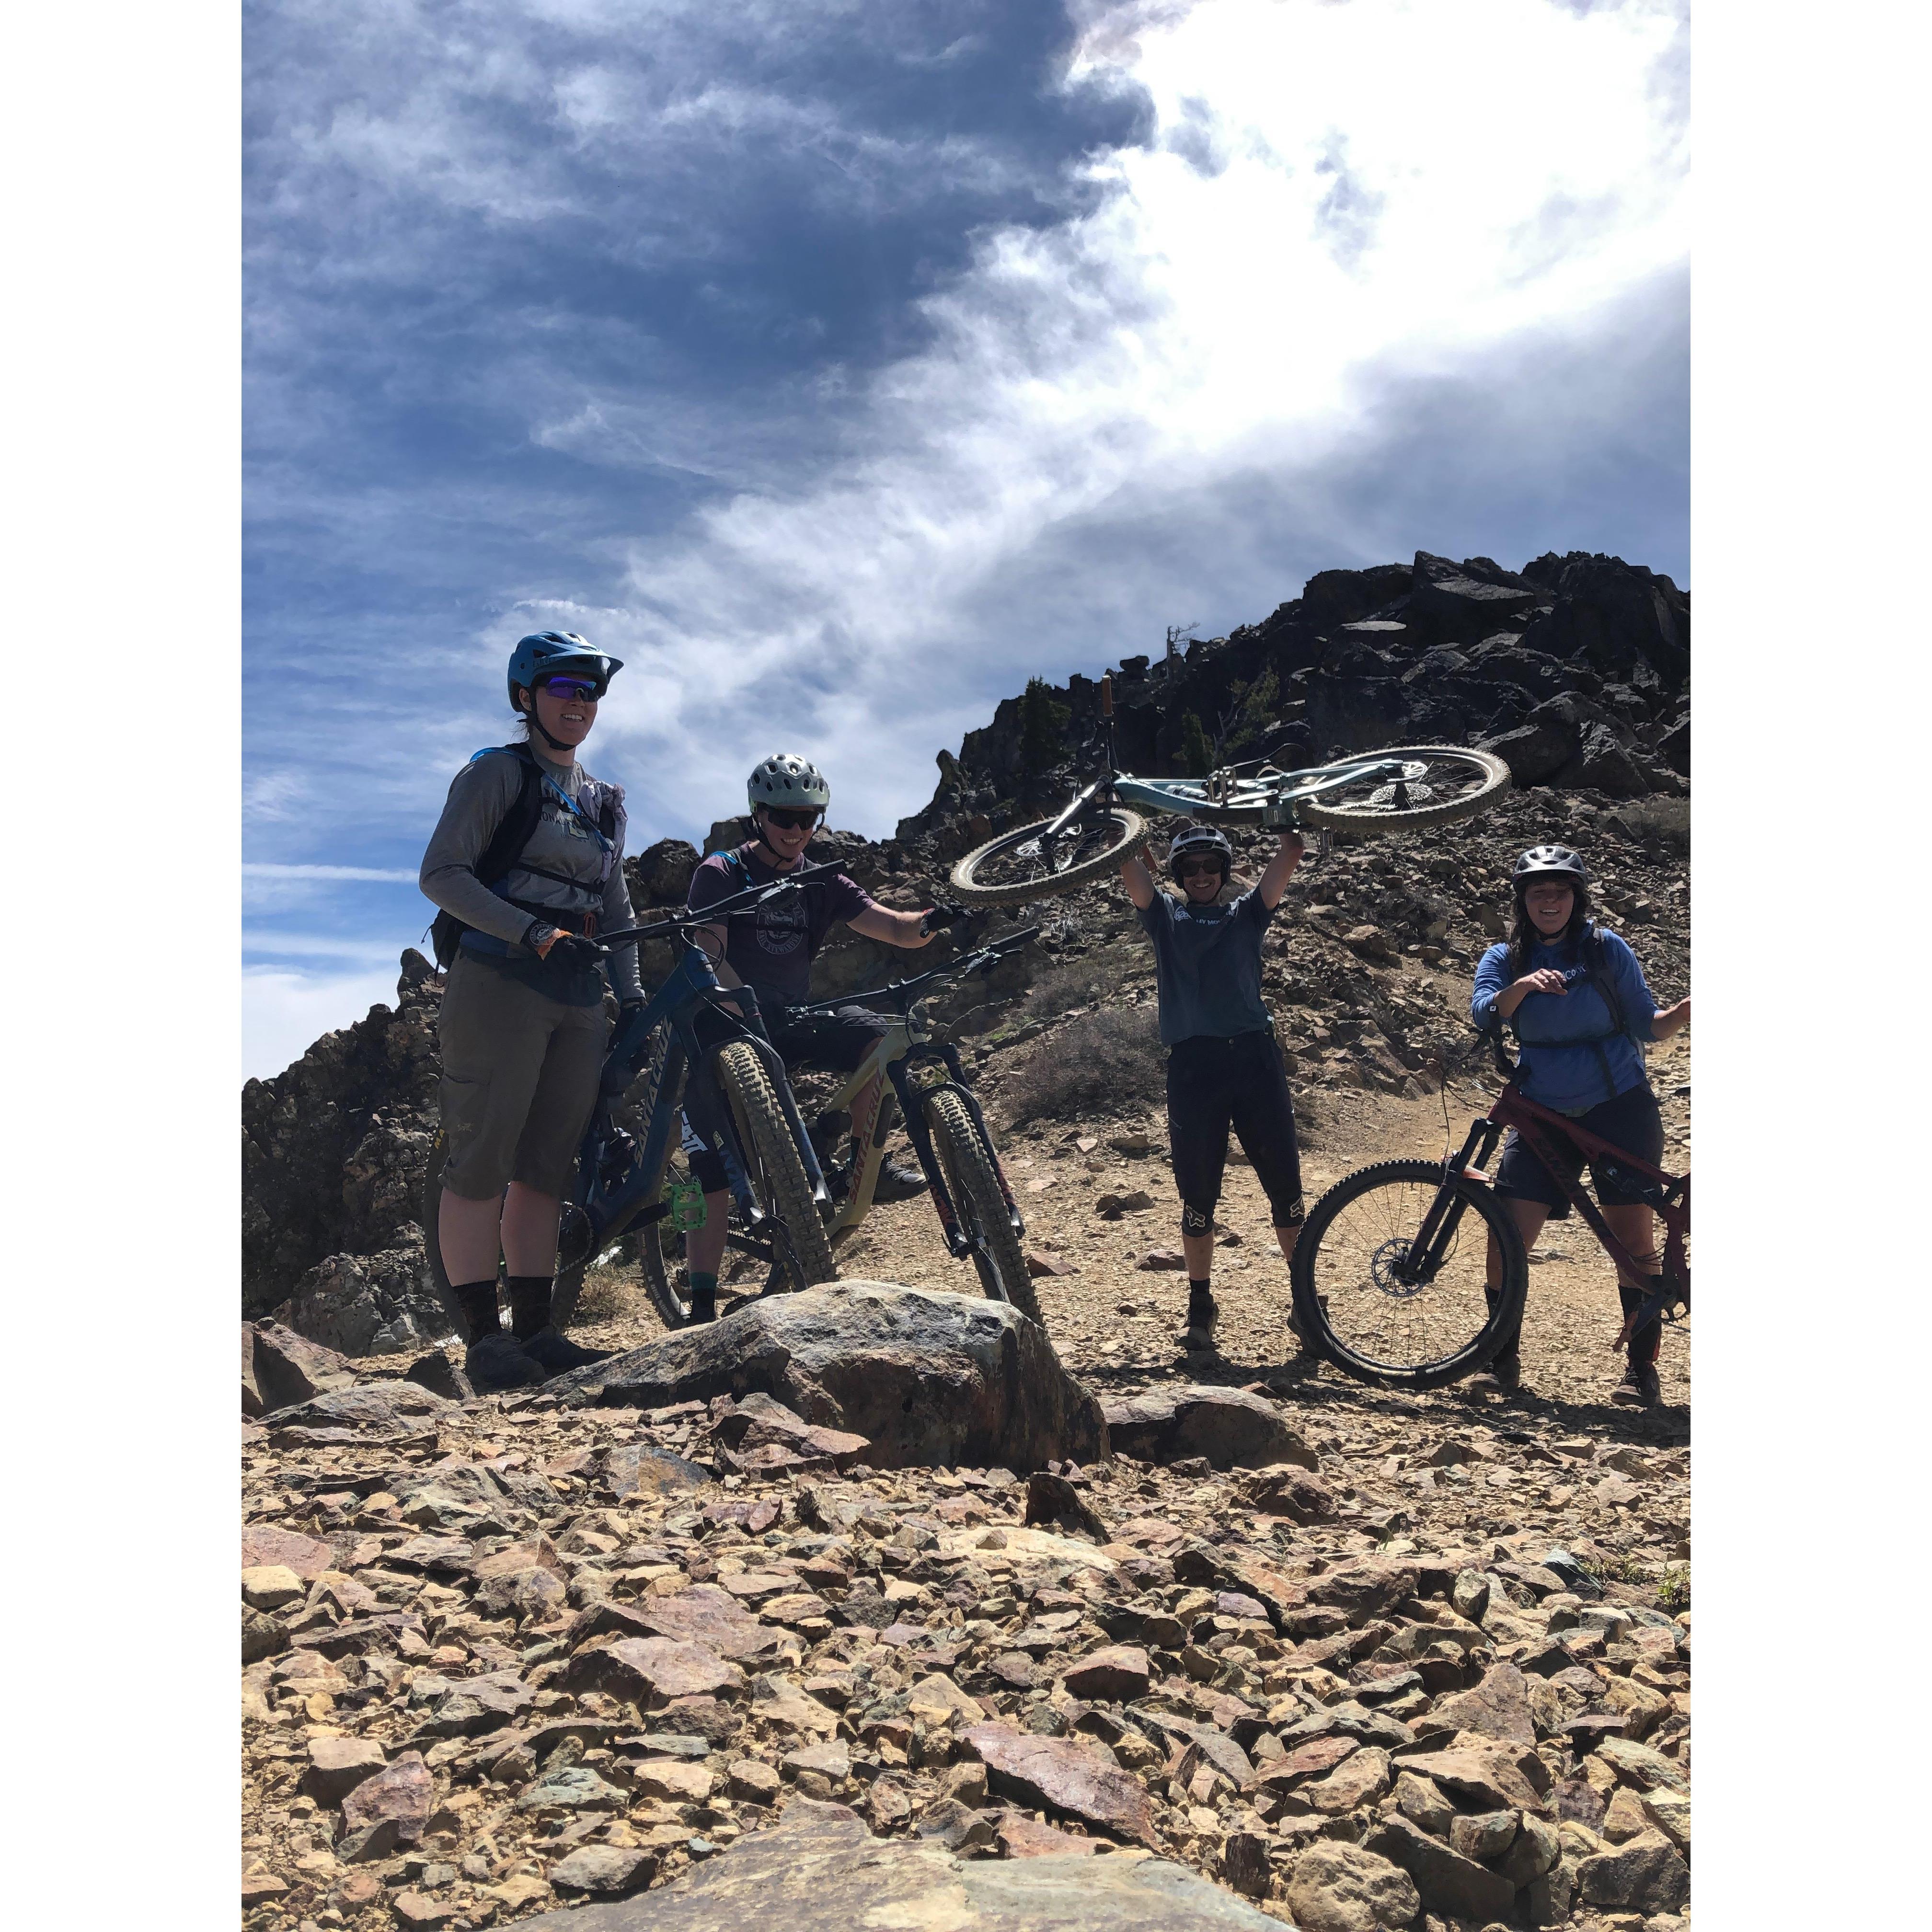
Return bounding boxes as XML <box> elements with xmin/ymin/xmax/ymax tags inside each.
<box><xmin>923</xmin><ymin>1086</ymin><xmax>1043</xmax><ymax>1323</ymax></box>
<box><xmin>949</xmin><ymin>807</ymin><xmax>1146</xmax><ymax>907</ymax></box>
<box><xmin>1294</xmin><ymin>745</ymin><xmax>1511</xmax><ymax>834</ymax></box>
<box><xmin>1290</xmin><ymin>1158</ymin><xmax>1528</xmax><ymax>1390</ymax></box>
<box><xmin>713</xmin><ymin>1039</ymin><xmax>840</xmax><ymax>1289</ymax></box>
<box><xmin>632</xmin><ymin>1125</ymin><xmax>695</xmax><ymax>1331</ymax></box>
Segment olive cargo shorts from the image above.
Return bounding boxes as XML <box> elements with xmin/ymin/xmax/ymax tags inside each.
<box><xmin>437</xmin><ymin>954</ymin><xmax>609</xmax><ymax>1199</ymax></box>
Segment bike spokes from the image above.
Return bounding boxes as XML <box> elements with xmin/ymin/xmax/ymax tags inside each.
<box><xmin>1302</xmin><ymin>1173</ymin><xmax>1496</xmax><ymax>1374</ymax></box>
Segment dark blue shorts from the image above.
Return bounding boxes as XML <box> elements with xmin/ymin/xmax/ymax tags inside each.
<box><xmin>1493</xmin><ymin>1081</ymin><xmax>1664</xmax><ymax>1218</ymax></box>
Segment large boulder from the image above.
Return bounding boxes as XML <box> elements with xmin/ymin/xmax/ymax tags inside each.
<box><xmin>243</xmin><ymin>1321</ymin><xmax>359</xmax><ymax>1415</ymax></box>
<box><xmin>1102</xmin><ymin>1384</ymin><xmax>1316</xmax><ymax>1471</ymax></box>
<box><xmin>509</xmin><ymin>1798</ymin><xmax>1280</xmax><ymax>1929</ymax></box>
<box><xmin>548</xmin><ymin>1283</ymin><xmax>1107</xmax><ymax>1473</ymax></box>
<box><xmin>1519</xmin><ymin>552</ymin><xmax>1690</xmax><ymax>691</ymax></box>
<box><xmin>1405</xmin><ymin>552</ymin><xmax>1540</xmax><ymax>644</ymax></box>
<box><xmin>273</xmin><ymin>1228</ymin><xmax>455</xmax><ymax>1358</ymax></box>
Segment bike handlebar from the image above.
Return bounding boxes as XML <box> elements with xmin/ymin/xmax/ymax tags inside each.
<box><xmin>784</xmin><ymin>924</ymin><xmax>1042</xmax><ymax>1017</ymax></box>
<box><xmin>576</xmin><ymin>857</ymin><xmax>854</xmax><ymax>954</ymax></box>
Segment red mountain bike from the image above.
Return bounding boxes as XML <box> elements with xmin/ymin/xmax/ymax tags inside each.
<box><xmin>1289</xmin><ymin>1054</ymin><xmax>1690</xmax><ymax>1391</ymax></box>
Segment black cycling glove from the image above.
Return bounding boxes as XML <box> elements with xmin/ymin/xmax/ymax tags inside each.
<box><xmin>920</xmin><ymin>901</ymin><xmax>969</xmax><ymax>937</ymax></box>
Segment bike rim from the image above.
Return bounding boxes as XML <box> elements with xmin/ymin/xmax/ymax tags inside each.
<box><xmin>1305</xmin><ymin>1176</ymin><xmax>1499</xmax><ymax>1375</ymax></box>
<box><xmin>962</xmin><ymin>809</ymin><xmax>1138</xmax><ymax>896</ymax></box>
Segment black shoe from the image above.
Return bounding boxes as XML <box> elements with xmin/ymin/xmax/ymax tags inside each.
<box><xmin>872</xmin><ymin>1160</ymin><xmax>931</xmax><ymax>1204</ymax></box>
<box><xmin>517</xmin><ymin>1325</ymin><xmax>616</xmax><ymax>1378</ymax></box>
<box><xmin>1179</xmin><ymin>1294</ymin><xmax>1218</xmax><ymax>1353</ymax></box>
<box><xmin>465</xmin><ymin>1331</ymin><xmax>546</xmax><ymax>1393</ymax></box>
<box><xmin>1287</xmin><ymin>1293</ymin><xmax>1329</xmax><ymax>1357</ymax></box>
<box><xmin>1466</xmin><ymin>1349</ymin><xmax>1523</xmax><ymax>1395</ymax></box>
<box><xmin>685</xmin><ymin>1288</ymin><xmax>718</xmax><ymax>1327</ymax></box>
<box><xmin>1611</xmin><ymin>1361</ymin><xmax>1663</xmax><ymax>1408</ymax></box>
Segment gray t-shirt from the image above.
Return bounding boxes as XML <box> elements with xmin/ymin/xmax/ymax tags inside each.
<box><xmin>1136</xmin><ymin>887</ymin><xmax>1276</xmax><ymax>1046</ymax></box>
<box><xmin>419</xmin><ymin>747</ymin><xmax>644</xmax><ymax>1003</ymax></box>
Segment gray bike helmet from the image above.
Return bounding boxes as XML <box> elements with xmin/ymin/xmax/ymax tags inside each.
<box><xmin>748</xmin><ymin>752</ymin><xmax>831</xmax><ymax>813</ymax></box>
<box><xmin>1169</xmin><ymin>824</ymin><xmax>1233</xmax><ymax>883</ymax></box>
<box><xmin>1513</xmin><ymin>844</ymin><xmax>1588</xmax><ymax>887</ymax></box>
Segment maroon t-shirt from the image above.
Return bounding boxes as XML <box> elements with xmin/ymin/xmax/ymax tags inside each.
<box><xmin>686</xmin><ymin>842</ymin><xmax>876</xmax><ymax>1007</ymax></box>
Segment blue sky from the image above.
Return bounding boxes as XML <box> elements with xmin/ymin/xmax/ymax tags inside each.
<box><xmin>244</xmin><ymin>0</ymin><xmax>1689</xmax><ymax>1077</ymax></box>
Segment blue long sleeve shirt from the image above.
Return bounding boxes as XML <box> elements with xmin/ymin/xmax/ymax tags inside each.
<box><xmin>1471</xmin><ymin>924</ymin><xmax>1661</xmax><ymax>1112</ymax></box>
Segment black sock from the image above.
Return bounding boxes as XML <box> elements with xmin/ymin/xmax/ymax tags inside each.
<box><xmin>506</xmin><ymin>1275</ymin><xmax>553</xmax><ymax>1340</ymax></box>
<box><xmin>1618</xmin><ymin>1278</ymin><xmax>1663</xmax><ymax>1368</ymax></box>
<box><xmin>452</xmin><ymin>1280</ymin><xmax>501</xmax><ymax>1345</ymax></box>
<box><xmin>1187</xmin><ymin>1278</ymin><xmax>1215</xmax><ymax>1316</ymax></box>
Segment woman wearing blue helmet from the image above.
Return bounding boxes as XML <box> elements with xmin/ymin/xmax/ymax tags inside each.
<box><xmin>419</xmin><ymin>632</ymin><xmax>644</xmax><ymax>1392</ymax></box>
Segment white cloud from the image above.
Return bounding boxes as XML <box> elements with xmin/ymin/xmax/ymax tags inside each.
<box><xmin>245</xmin><ymin>0</ymin><xmax>1689</xmax><ymax>888</ymax></box>
<box><xmin>552</xmin><ymin>0</ymin><xmax>1688</xmax><ymax>836</ymax></box>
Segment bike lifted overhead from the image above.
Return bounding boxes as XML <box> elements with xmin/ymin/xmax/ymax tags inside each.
<box><xmin>948</xmin><ymin>672</ymin><xmax>1512</xmax><ymax>907</ymax></box>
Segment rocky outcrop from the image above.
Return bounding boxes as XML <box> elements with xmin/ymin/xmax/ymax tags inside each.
<box><xmin>550</xmin><ymin>1281</ymin><xmax>1108</xmax><ymax>1472</ymax></box>
<box><xmin>242</xmin><ymin>952</ymin><xmax>443</xmax><ymax>1316</ymax></box>
<box><xmin>895</xmin><ymin>547</ymin><xmax>1688</xmax><ymax>851</ymax></box>
<box><xmin>270</xmin><ymin>1227</ymin><xmax>454</xmax><ymax>1358</ymax></box>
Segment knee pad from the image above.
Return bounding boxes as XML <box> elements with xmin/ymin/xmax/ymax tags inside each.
<box><xmin>1273</xmin><ymin>1194</ymin><xmax>1306</xmax><ymax>1229</ymax></box>
<box><xmin>1181</xmin><ymin>1203</ymin><xmax>1215</xmax><ymax>1238</ymax></box>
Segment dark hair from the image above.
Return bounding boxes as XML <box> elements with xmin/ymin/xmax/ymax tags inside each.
<box><xmin>1506</xmin><ymin>877</ymin><xmax>1591</xmax><ymax>978</ymax></box>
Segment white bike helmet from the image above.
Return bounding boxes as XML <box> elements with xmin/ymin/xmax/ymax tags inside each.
<box><xmin>748</xmin><ymin>753</ymin><xmax>831</xmax><ymax>813</ymax></box>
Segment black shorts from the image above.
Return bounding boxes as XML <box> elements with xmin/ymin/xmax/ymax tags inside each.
<box><xmin>1165</xmin><ymin>1030</ymin><xmax>1304</xmax><ymax>1229</ymax></box>
<box><xmin>1494</xmin><ymin>1081</ymin><xmax>1665</xmax><ymax>1218</ymax></box>
<box><xmin>682</xmin><ymin>1004</ymin><xmax>893</xmax><ymax>1194</ymax></box>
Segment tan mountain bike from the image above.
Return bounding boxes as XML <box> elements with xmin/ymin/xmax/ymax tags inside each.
<box><xmin>774</xmin><ymin>928</ymin><xmax>1045</xmax><ymax>1322</ymax></box>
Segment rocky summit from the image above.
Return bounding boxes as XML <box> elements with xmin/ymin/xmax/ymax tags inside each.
<box><xmin>242</xmin><ymin>548</ymin><xmax>1691</xmax><ymax>1930</ymax></box>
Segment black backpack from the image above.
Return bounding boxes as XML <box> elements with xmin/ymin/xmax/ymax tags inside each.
<box><xmin>428</xmin><ymin>746</ymin><xmax>619</xmax><ymax>968</ymax></box>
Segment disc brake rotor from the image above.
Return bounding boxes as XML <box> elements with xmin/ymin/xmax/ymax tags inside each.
<box><xmin>1369</xmin><ymin>1236</ymin><xmax>1426</xmax><ymax>1300</ymax></box>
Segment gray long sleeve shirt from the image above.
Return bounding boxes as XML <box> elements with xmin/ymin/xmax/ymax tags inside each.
<box><xmin>419</xmin><ymin>746</ymin><xmax>644</xmax><ymax>1003</ymax></box>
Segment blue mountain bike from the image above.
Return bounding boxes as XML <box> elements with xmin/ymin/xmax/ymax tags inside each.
<box><xmin>423</xmin><ymin>864</ymin><xmax>843</xmax><ymax>1334</ymax></box>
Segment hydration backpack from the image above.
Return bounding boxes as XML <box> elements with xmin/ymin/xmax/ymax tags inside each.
<box><xmin>429</xmin><ymin>745</ymin><xmax>622</xmax><ymax>968</ymax></box>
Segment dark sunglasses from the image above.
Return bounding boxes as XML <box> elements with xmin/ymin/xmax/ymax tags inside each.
<box><xmin>760</xmin><ymin>807</ymin><xmax>822</xmax><ymax>831</ymax></box>
<box><xmin>1176</xmin><ymin>857</ymin><xmax>1224</xmax><ymax>877</ymax></box>
<box><xmin>537</xmin><ymin>675</ymin><xmax>603</xmax><ymax>702</ymax></box>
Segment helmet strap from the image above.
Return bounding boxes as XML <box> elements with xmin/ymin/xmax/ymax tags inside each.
<box><xmin>518</xmin><ymin>688</ymin><xmax>575</xmax><ymax>757</ymax></box>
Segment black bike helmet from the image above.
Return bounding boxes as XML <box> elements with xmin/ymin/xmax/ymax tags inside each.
<box><xmin>1169</xmin><ymin>825</ymin><xmax>1233</xmax><ymax>883</ymax></box>
<box><xmin>1513</xmin><ymin>844</ymin><xmax>1588</xmax><ymax>887</ymax></box>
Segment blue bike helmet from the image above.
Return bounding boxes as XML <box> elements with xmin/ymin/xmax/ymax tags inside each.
<box><xmin>506</xmin><ymin>632</ymin><xmax>623</xmax><ymax>709</ymax></box>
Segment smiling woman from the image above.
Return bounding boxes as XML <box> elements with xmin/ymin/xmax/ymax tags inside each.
<box><xmin>414</xmin><ymin>631</ymin><xmax>649</xmax><ymax>1394</ymax></box>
